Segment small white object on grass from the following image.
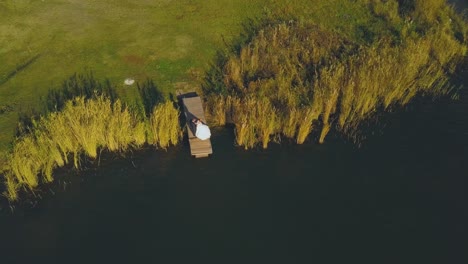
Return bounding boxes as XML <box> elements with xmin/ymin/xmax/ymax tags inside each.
<box><xmin>124</xmin><ymin>78</ymin><xmax>135</xmax><ymax>85</ymax></box>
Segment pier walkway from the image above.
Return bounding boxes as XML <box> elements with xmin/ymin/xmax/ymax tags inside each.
<box><xmin>180</xmin><ymin>93</ymin><xmax>213</xmax><ymax>158</ymax></box>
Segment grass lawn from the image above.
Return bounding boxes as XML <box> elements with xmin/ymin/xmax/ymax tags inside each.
<box><xmin>0</xmin><ymin>0</ymin><xmax>266</xmax><ymax>159</ymax></box>
<box><xmin>0</xmin><ymin>0</ymin><xmax>410</xmax><ymax>164</ymax></box>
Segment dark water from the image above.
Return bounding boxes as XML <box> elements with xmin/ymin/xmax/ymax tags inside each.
<box><xmin>2</xmin><ymin>11</ymin><xmax>468</xmax><ymax>258</ymax></box>
<box><xmin>0</xmin><ymin>64</ymin><xmax>467</xmax><ymax>263</ymax></box>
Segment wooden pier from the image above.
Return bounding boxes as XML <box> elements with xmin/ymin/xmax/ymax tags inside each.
<box><xmin>181</xmin><ymin>95</ymin><xmax>213</xmax><ymax>158</ymax></box>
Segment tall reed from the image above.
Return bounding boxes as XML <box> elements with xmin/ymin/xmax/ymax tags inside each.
<box><xmin>256</xmin><ymin>97</ymin><xmax>277</xmax><ymax>149</ymax></box>
<box><xmin>148</xmin><ymin>101</ymin><xmax>182</xmax><ymax>149</ymax></box>
<box><xmin>3</xmin><ymin>96</ymin><xmax>181</xmax><ymax>201</ymax></box>
<box><xmin>231</xmin><ymin>96</ymin><xmax>258</xmax><ymax>149</ymax></box>
<box><xmin>205</xmin><ymin>3</ymin><xmax>467</xmax><ymax>148</ymax></box>
<box><xmin>297</xmin><ymin>94</ymin><xmax>323</xmax><ymax>144</ymax></box>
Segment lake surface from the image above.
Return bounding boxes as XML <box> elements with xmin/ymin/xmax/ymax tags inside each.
<box><xmin>0</xmin><ymin>62</ymin><xmax>466</xmax><ymax>263</ymax></box>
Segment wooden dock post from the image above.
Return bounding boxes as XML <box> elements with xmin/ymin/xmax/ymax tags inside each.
<box><xmin>181</xmin><ymin>95</ymin><xmax>213</xmax><ymax>158</ymax></box>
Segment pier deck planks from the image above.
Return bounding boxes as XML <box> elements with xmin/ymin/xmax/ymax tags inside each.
<box><xmin>182</xmin><ymin>96</ymin><xmax>213</xmax><ymax>158</ymax></box>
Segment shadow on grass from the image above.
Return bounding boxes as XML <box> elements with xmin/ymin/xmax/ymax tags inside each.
<box><xmin>45</xmin><ymin>72</ymin><xmax>117</xmax><ymax>112</ymax></box>
<box><xmin>137</xmin><ymin>79</ymin><xmax>165</xmax><ymax>117</ymax></box>
<box><xmin>0</xmin><ymin>54</ymin><xmax>42</xmax><ymax>87</ymax></box>
<box><xmin>16</xmin><ymin>72</ymin><xmax>118</xmax><ymax>136</ymax></box>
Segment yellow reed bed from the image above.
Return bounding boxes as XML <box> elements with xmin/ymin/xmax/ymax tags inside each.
<box><xmin>3</xmin><ymin>96</ymin><xmax>181</xmax><ymax>201</ymax></box>
<box><xmin>206</xmin><ymin>1</ymin><xmax>467</xmax><ymax>149</ymax></box>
